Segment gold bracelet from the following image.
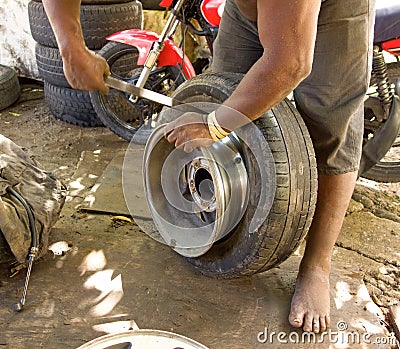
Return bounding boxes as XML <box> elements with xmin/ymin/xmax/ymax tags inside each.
<box><xmin>207</xmin><ymin>115</ymin><xmax>221</xmax><ymax>142</ymax></box>
<box><xmin>208</xmin><ymin>111</ymin><xmax>230</xmax><ymax>138</ymax></box>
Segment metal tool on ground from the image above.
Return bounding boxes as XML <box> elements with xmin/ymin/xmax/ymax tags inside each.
<box><xmin>6</xmin><ymin>187</ymin><xmax>39</xmax><ymax>312</ymax></box>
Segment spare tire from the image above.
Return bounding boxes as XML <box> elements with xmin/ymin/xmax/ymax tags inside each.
<box><xmin>28</xmin><ymin>1</ymin><xmax>143</xmax><ymax>49</ymax></box>
<box><xmin>35</xmin><ymin>44</ymin><xmax>69</xmax><ymax>87</ymax></box>
<box><xmin>0</xmin><ymin>65</ymin><xmax>21</xmax><ymax>111</ymax></box>
<box><xmin>35</xmin><ymin>44</ymin><xmax>100</xmax><ymax>88</ymax></box>
<box><xmin>146</xmin><ymin>73</ymin><xmax>318</xmax><ymax>278</ymax></box>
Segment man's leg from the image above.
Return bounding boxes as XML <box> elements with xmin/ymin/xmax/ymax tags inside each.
<box><xmin>289</xmin><ymin>0</ymin><xmax>375</xmax><ymax>333</ymax></box>
<box><xmin>289</xmin><ymin>171</ymin><xmax>357</xmax><ymax>332</ymax></box>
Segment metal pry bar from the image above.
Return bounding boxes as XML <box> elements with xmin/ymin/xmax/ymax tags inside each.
<box><xmin>104</xmin><ymin>75</ymin><xmax>180</xmax><ymax>108</ymax></box>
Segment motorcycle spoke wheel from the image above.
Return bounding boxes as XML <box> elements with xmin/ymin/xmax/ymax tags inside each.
<box><xmin>90</xmin><ymin>42</ymin><xmax>184</xmax><ymax>142</ymax></box>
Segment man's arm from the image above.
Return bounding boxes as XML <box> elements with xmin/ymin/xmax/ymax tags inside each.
<box><xmin>216</xmin><ymin>0</ymin><xmax>321</xmax><ymax>129</ymax></box>
<box><xmin>42</xmin><ymin>0</ymin><xmax>109</xmax><ymax>93</ymax></box>
<box><xmin>165</xmin><ymin>0</ymin><xmax>321</xmax><ymax>150</ymax></box>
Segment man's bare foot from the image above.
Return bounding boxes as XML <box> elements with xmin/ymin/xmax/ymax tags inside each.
<box><xmin>287</xmin><ymin>172</ymin><xmax>357</xmax><ymax>333</ymax></box>
<box><xmin>288</xmin><ymin>263</ymin><xmax>331</xmax><ymax>333</ymax></box>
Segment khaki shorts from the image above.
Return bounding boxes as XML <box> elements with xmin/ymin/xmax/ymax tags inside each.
<box><xmin>212</xmin><ymin>0</ymin><xmax>375</xmax><ymax>175</ymax></box>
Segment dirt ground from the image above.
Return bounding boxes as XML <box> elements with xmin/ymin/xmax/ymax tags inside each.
<box><xmin>0</xmin><ymin>81</ymin><xmax>399</xmax><ymax>348</ymax></box>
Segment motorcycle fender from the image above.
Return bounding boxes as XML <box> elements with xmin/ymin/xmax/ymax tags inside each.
<box><xmin>201</xmin><ymin>0</ymin><xmax>225</xmax><ymax>27</ymax></box>
<box><xmin>382</xmin><ymin>38</ymin><xmax>400</xmax><ymax>56</ymax></box>
<box><xmin>106</xmin><ymin>29</ymin><xmax>196</xmax><ymax>79</ymax></box>
<box><xmin>159</xmin><ymin>0</ymin><xmax>173</xmax><ymax>7</ymax></box>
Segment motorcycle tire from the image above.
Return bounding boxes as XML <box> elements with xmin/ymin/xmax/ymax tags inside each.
<box><xmin>0</xmin><ymin>65</ymin><xmax>21</xmax><ymax>111</ymax></box>
<box><xmin>90</xmin><ymin>42</ymin><xmax>185</xmax><ymax>141</ymax></box>
<box><xmin>161</xmin><ymin>73</ymin><xmax>317</xmax><ymax>278</ymax></box>
<box><xmin>44</xmin><ymin>81</ymin><xmax>103</xmax><ymax>127</ymax></box>
<box><xmin>28</xmin><ymin>1</ymin><xmax>143</xmax><ymax>49</ymax></box>
<box><xmin>387</xmin><ymin>62</ymin><xmax>400</xmax><ymax>82</ymax></box>
<box><xmin>362</xmin><ymin>60</ymin><xmax>400</xmax><ymax>183</ymax></box>
<box><xmin>361</xmin><ymin>130</ymin><xmax>400</xmax><ymax>183</ymax></box>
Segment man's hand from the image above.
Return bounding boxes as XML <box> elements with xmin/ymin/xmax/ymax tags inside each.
<box><xmin>164</xmin><ymin>112</ymin><xmax>214</xmax><ymax>153</ymax></box>
<box><xmin>62</xmin><ymin>47</ymin><xmax>110</xmax><ymax>94</ymax></box>
<box><xmin>42</xmin><ymin>0</ymin><xmax>110</xmax><ymax>94</ymax></box>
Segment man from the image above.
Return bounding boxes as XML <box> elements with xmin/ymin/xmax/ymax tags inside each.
<box><xmin>43</xmin><ymin>0</ymin><xmax>375</xmax><ymax>333</ymax></box>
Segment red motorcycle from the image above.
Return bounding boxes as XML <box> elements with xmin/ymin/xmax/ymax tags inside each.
<box><xmin>89</xmin><ymin>0</ymin><xmax>400</xmax><ymax>181</ymax></box>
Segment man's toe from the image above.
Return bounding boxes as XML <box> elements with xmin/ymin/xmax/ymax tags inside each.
<box><xmin>303</xmin><ymin>313</ymin><xmax>314</xmax><ymax>332</ymax></box>
<box><xmin>319</xmin><ymin>316</ymin><xmax>327</xmax><ymax>332</ymax></box>
<box><xmin>288</xmin><ymin>311</ymin><xmax>304</xmax><ymax>328</ymax></box>
<box><xmin>312</xmin><ymin>316</ymin><xmax>320</xmax><ymax>333</ymax></box>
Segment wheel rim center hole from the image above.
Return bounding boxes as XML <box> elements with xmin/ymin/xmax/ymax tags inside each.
<box><xmin>194</xmin><ymin>168</ymin><xmax>214</xmax><ymax>202</ymax></box>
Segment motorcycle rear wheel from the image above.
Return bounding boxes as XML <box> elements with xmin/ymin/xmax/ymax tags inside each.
<box><xmin>362</xmin><ymin>60</ymin><xmax>400</xmax><ymax>183</ymax></box>
<box><xmin>90</xmin><ymin>42</ymin><xmax>185</xmax><ymax>142</ymax></box>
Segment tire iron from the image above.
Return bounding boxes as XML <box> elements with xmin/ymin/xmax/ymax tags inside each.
<box><xmin>104</xmin><ymin>75</ymin><xmax>179</xmax><ymax>107</ymax></box>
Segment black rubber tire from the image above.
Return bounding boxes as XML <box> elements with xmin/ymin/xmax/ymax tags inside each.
<box><xmin>90</xmin><ymin>42</ymin><xmax>185</xmax><ymax>141</ymax></box>
<box><xmin>361</xmin><ymin>128</ymin><xmax>400</xmax><ymax>182</ymax></box>
<box><xmin>28</xmin><ymin>1</ymin><xmax>143</xmax><ymax>49</ymax></box>
<box><xmin>166</xmin><ymin>73</ymin><xmax>317</xmax><ymax>278</ymax></box>
<box><xmin>44</xmin><ymin>81</ymin><xmax>103</xmax><ymax>127</ymax></box>
<box><xmin>140</xmin><ymin>0</ymin><xmax>163</xmax><ymax>10</ymax></box>
<box><xmin>387</xmin><ymin>62</ymin><xmax>400</xmax><ymax>82</ymax></box>
<box><xmin>362</xmin><ymin>153</ymin><xmax>400</xmax><ymax>182</ymax></box>
<box><xmin>0</xmin><ymin>65</ymin><xmax>21</xmax><ymax>111</ymax></box>
<box><xmin>35</xmin><ymin>44</ymin><xmax>100</xmax><ymax>88</ymax></box>
<box><xmin>35</xmin><ymin>44</ymin><xmax>69</xmax><ymax>87</ymax></box>
<box><xmin>362</xmin><ymin>61</ymin><xmax>400</xmax><ymax>183</ymax></box>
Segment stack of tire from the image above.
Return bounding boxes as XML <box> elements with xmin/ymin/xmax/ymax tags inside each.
<box><xmin>28</xmin><ymin>0</ymin><xmax>143</xmax><ymax>126</ymax></box>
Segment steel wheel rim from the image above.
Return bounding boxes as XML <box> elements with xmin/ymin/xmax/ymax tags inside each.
<box><xmin>143</xmin><ymin>125</ymin><xmax>249</xmax><ymax>257</ymax></box>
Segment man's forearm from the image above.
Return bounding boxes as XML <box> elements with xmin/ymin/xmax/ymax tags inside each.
<box><xmin>42</xmin><ymin>0</ymin><xmax>110</xmax><ymax>93</ymax></box>
<box><xmin>42</xmin><ymin>0</ymin><xmax>86</xmax><ymax>56</ymax></box>
<box><xmin>225</xmin><ymin>55</ymin><xmax>307</xmax><ymax>123</ymax></box>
